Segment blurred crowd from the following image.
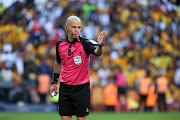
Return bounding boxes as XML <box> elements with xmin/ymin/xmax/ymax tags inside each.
<box><xmin>0</xmin><ymin>0</ymin><xmax>180</xmax><ymax>112</ymax></box>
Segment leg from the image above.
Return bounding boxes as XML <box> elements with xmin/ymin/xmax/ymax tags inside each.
<box><xmin>144</xmin><ymin>95</ymin><xmax>147</xmax><ymax>111</ymax></box>
<box><xmin>61</xmin><ymin>116</ymin><xmax>72</xmax><ymax>120</ymax></box>
<box><xmin>58</xmin><ymin>83</ymin><xmax>75</xmax><ymax>117</ymax></box>
<box><xmin>39</xmin><ymin>94</ymin><xmax>46</xmax><ymax>103</ymax></box>
<box><xmin>120</xmin><ymin>95</ymin><xmax>126</xmax><ymax>111</ymax></box>
<box><xmin>139</xmin><ymin>95</ymin><xmax>146</xmax><ymax>112</ymax></box>
<box><xmin>72</xmin><ymin>83</ymin><xmax>90</xmax><ymax>117</ymax></box>
<box><xmin>150</xmin><ymin>107</ymin><xmax>153</xmax><ymax>111</ymax></box>
<box><xmin>146</xmin><ymin>107</ymin><xmax>149</xmax><ymax>111</ymax></box>
<box><xmin>139</xmin><ymin>95</ymin><xmax>143</xmax><ymax>111</ymax></box>
<box><xmin>77</xmin><ymin>116</ymin><xmax>87</xmax><ymax>120</ymax></box>
<box><xmin>144</xmin><ymin>106</ymin><xmax>148</xmax><ymax>112</ymax></box>
<box><xmin>120</xmin><ymin>95</ymin><xmax>126</xmax><ymax>105</ymax></box>
<box><xmin>157</xmin><ymin>94</ymin><xmax>161</xmax><ymax>111</ymax></box>
<box><xmin>162</xmin><ymin>94</ymin><xmax>167</xmax><ymax>111</ymax></box>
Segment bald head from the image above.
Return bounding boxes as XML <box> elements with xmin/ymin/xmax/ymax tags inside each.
<box><xmin>65</xmin><ymin>16</ymin><xmax>81</xmax><ymax>40</ymax></box>
<box><xmin>66</xmin><ymin>16</ymin><xmax>81</xmax><ymax>27</ymax></box>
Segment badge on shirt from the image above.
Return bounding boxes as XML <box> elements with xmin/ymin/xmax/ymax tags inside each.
<box><xmin>73</xmin><ymin>56</ymin><xmax>82</xmax><ymax>65</ymax></box>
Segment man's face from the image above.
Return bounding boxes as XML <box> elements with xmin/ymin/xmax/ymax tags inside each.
<box><xmin>66</xmin><ymin>20</ymin><xmax>81</xmax><ymax>39</ymax></box>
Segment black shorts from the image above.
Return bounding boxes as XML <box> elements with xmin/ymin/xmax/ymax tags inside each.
<box><xmin>58</xmin><ymin>82</ymin><xmax>90</xmax><ymax>117</ymax></box>
<box><xmin>140</xmin><ymin>95</ymin><xmax>147</xmax><ymax>103</ymax></box>
<box><xmin>118</xmin><ymin>87</ymin><xmax>126</xmax><ymax>95</ymax></box>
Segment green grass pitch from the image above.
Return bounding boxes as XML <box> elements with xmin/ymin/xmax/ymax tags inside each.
<box><xmin>0</xmin><ymin>112</ymin><xmax>179</xmax><ymax>120</ymax></box>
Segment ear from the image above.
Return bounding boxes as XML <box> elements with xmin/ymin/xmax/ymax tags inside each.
<box><xmin>65</xmin><ymin>26</ymin><xmax>68</xmax><ymax>31</ymax></box>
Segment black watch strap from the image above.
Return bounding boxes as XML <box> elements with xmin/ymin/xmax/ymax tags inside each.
<box><xmin>98</xmin><ymin>44</ymin><xmax>104</xmax><ymax>47</ymax></box>
<box><xmin>51</xmin><ymin>73</ymin><xmax>60</xmax><ymax>84</ymax></box>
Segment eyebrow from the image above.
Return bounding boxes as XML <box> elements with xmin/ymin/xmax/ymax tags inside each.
<box><xmin>71</xmin><ymin>26</ymin><xmax>81</xmax><ymax>28</ymax></box>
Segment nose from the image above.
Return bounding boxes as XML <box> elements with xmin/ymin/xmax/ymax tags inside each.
<box><xmin>75</xmin><ymin>28</ymin><xmax>79</xmax><ymax>32</ymax></box>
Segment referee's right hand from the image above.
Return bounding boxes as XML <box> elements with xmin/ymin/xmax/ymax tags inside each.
<box><xmin>50</xmin><ymin>84</ymin><xmax>58</xmax><ymax>98</ymax></box>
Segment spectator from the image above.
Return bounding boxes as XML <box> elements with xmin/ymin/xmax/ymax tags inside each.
<box><xmin>146</xmin><ymin>84</ymin><xmax>158</xmax><ymax>112</ymax></box>
<box><xmin>37</xmin><ymin>74</ymin><xmax>50</xmax><ymax>103</ymax></box>
<box><xmin>138</xmin><ymin>70</ymin><xmax>152</xmax><ymax>112</ymax></box>
<box><xmin>115</xmin><ymin>66</ymin><xmax>127</xmax><ymax>112</ymax></box>
<box><xmin>155</xmin><ymin>72</ymin><xmax>169</xmax><ymax>112</ymax></box>
<box><xmin>174</xmin><ymin>61</ymin><xmax>180</xmax><ymax>88</ymax></box>
<box><xmin>104</xmin><ymin>82</ymin><xmax>118</xmax><ymax>111</ymax></box>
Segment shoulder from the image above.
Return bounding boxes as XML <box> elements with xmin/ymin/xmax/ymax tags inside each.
<box><xmin>57</xmin><ymin>38</ymin><xmax>66</xmax><ymax>44</ymax></box>
<box><xmin>56</xmin><ymin>37</ymin><xmax>66</xmax><ymax>46</ymax></box>
<box><xmin>79</xmin><ymin>36</ymin><xmax>98</xmax><ymax>55</ymax></box>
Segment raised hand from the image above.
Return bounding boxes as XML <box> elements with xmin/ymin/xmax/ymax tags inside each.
<box><xmin>97</xmin><ymin>31</ymin><xmax>106</xmax><ymax>46</ymax></box>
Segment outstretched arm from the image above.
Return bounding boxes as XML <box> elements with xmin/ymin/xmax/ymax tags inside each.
<box><xmin>94</xmin><ymin>31</ymin><xmax>106</xmax><ymax>56</ymax></box>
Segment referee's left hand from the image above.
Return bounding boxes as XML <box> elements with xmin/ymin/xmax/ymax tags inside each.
<box><xmin>97</xmin><ymin>31</ymin><xmax>106</xmax><ymax>46</ymax></box>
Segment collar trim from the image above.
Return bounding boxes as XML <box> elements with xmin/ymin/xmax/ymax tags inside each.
<box><xmin>65</xmin><ymin>36</ymin><xmax>80</xmax><ymax>44</ymax></box>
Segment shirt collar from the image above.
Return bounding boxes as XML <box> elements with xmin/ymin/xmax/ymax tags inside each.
<box><xmin>65</xmin><ymin>36</ymin><xmax>80</xmax><ymax>44</ymax></box>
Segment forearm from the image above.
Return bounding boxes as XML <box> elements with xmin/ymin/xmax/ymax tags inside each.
<box><xmin>51</xmin><ymin>61</ymin><xmax>61</xmax><ymax>84</ymax></box>
<box><xmin>94</xmin><ymin>46</ymin><xmax>103</xmax><ymax>56</ymax></box>
<box><xmin>54</xmin><ymin>61</ymin><xmax>61</xmax><ymax>73</ymax></box>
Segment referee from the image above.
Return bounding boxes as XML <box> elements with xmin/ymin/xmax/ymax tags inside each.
<box><xmin>50</xmin><ymin>16</ymin><xmax>105</xmax><ymax>120</ymax></box>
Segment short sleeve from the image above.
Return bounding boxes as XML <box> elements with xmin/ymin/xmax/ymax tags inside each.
<box><xmin>82</xmin><ymin>39</ymin><xmax>98</xmax><ymax>56</ymax></box>
<box><xmin>56</xmin><ymin>41</ymin><xmax>61</xmax><ymax>63</ymax></box>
